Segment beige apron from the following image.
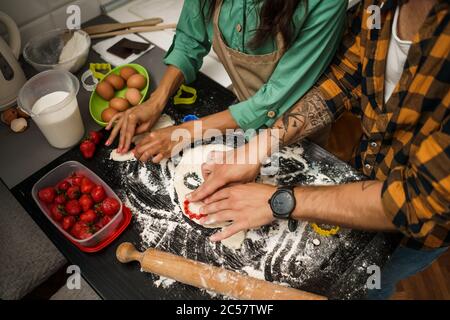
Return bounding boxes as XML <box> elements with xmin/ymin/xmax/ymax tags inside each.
<box><xmin>211</xmin><ymin>0</ymin><xmax>362</xmax><ymax>162</ymax></box>
<box><xmin>211</xmin><ymin>0</ymin><xmax>285</xmax><ymax>102</ymax></box>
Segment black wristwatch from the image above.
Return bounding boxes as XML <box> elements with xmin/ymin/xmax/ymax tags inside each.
<box><xmin>268</xmin><ymin>186</ymin><xmax>298</xmax><ymax>232</ymax></box>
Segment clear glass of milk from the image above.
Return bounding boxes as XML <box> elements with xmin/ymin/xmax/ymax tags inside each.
<box><xmin>18</xmin><ymin>70</ymin><xmax>85</xmax><ymax>149</ymax></box>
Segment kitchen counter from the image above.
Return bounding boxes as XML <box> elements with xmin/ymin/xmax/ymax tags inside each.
<box><xmin>0</xmin><ymin>17</ymin><xmax>169</xmax><ymax>189</ymax></box>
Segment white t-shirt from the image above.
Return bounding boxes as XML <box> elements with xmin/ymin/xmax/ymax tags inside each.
<box><xmin>384</xmin><ymin>6</ymin><xmax>413</xmax><ymax>103</ymax></box>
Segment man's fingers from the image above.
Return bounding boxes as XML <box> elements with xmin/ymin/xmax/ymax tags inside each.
<box><xmin>210</xmin><ymin>222</ymin><xmax>245</xmax><ymax>242</ymax></box>
<box><xmin>200</xmin><ymin>199</ymin><xmax>231</xmax><ymax>216</ymax></box>
<box><xmin>188</xmin><ymin>177</ymin><xmax>226</xmax><ymax>203</ymax></box>
<box><xmin>201</xmin><ymin>162</ymin><xmax>213</xmax><ymax>179</ymax></box>
<box><xmin>200</xmin><ymin>209</ymin><xmax>235</xmax><ymax>226</ymax></box>
<box><xmin>204</xmin><ymin>187</ymin><xmax>230</xmax><ymax>204</ymax></box>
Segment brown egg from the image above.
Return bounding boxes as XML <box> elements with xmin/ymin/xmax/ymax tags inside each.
<box><xmin>127</xmin><ymin>74</ymin><xmax>147</xmax><ymax>90</ymax></box>
<box><xmin>109</xmin><ymin>97</ymin><xmax>129</xmax><ymax>112</ymax></box>
<box><xmin>1</xmin><ymin>108</ymin><xmax>18</xmax><ymax>125</ymax></box>
<box><xmin>119</xmin><ymin>66</ymin><xmax>137</xmax><ymax>81</ymax></box>
<box><xmin>96</xmin><ymin>81</ymin><xmax>115</xmax><ymax>101</ymax></box>
<box><xmin>104</xmin><ymin>74</ymin><xmax>125</xmax><ymax>90</ymax></box>
<box><xmin>101</xmin><ymin>107</ymin><xmax>118</xmax><ymax>122</ymax></box>
<box><xmin>125</xmin><ymin>88</ymin><xmax>142</xmax><ymax>106</ymax></box>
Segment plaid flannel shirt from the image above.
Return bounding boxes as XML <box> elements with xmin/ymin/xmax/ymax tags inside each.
<box><xmin>317</xmin><ymin>0</ymin><xmax>450</xmax><ymax>249</ymax></box>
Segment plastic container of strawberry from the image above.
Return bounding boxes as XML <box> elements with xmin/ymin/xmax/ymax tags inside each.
<box><xmin>32</xmin><ymin>161</ymin><xmax>123</xmax><ymax>248</ymax></box>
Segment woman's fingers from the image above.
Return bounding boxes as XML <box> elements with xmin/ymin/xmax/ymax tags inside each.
<box><xmin>118</xmin><ymin>112</ymin><xmax>130</xmax><ymax>153</ymax></box>
<box><xmin>105</xmin><ymin>115</ymin><xmax>124</xmax><ymax>146</ymax></box>
<box><xmin>105</xmin><ymin>112</ymin><xmax>122</xmax><ymax>131</ymax></box>
<box><xmin>122</xmin><ymin>113</ymin><xmax>139</xmax><ymax>153</ymax></box>
<box><xmin>135</xmin><ymin>121</ymin><xmax>152</xmax><ymax>135</ymax></box>
<box><xmin>210</xmin><ymin>222</ymin><xmax>245</xmax><ymax>242</ymax></box>
<box><xmin>151</xmin><ymin>153</ymin><xmax>164</xmax><ymax>164</ymax></box>
<box><xmin>135</xmin><ymin>140</ymin><xmax>160</xmax><ymax>162</ymax></box>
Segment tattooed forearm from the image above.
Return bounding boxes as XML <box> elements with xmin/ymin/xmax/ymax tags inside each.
<box><xmin>361</xmin><ymin>180</ymin><xmax>378</xmax><ymax>191</ymax></box>
<box><xmin>271</xmin><ymin>87</ymin><xmax>333</xmax><ymax>147</ymax></box>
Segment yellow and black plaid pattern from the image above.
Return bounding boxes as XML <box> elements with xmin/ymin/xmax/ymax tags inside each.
<box><xmin>317</xmin><ymin>0</ymin><xmax>450</xmax><ymax>249</ymax></box>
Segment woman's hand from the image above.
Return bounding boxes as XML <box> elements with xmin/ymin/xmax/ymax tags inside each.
<box><xmin>134</xmin><ymin>125</ymin><xmax>190</xmax><ymax>163</ymax></box>
<box><xmin>198</xmin><ymin>183</ymin><xmax>276</xmax><ymax>241</ymax></box>
<box><xmin>188</xmin><ymin>146</ymin><xmax>262</xmax><ymax>203</ymax></box>
<box><xmin>104</xmin><ymin>65</ymin><xmax>185</xmax><ymax>154</ymax></box>
<box><xmin>105</xmin><ymin>101</ymin><xmax>163</xmax><ymax>154</ymax></box>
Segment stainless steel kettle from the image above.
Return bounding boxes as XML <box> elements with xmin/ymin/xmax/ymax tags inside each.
<box><xmin>0</xmin><ymin>11</ymin><xmax>26</xmax><ymax>111</ymax></box>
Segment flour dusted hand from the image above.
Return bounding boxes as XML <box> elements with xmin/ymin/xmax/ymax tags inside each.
<box><xmin>173</xmin><ymin>144</ymin><xmax>247</xmax><ymax>249</ymax></box>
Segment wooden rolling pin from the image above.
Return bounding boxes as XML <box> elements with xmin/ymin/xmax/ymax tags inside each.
<box><xmin>83</xmin><ymin>18</ymin><xmax>163</xmax><ymax>35</ymax></box>
<box><xmin>116</xmin><ymin>242</ymin><xmax>326</xmax><ymax>300</ymax></box>
<box><xmin>90</xmin><ymin>23</ymin><xmax>177</xmax><ymax>39</ymax></box>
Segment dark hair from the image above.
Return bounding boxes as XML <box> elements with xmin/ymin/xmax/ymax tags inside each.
<box><xmin>203</xmin><ymin>0</ymin><xmax>306</xmax><ymax>49</ymax></box>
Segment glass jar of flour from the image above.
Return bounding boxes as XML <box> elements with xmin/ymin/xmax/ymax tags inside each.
<box><xmin>18</xmin><ymin>70</ymin><xmax>84</xmax><ymax>149</ymax></box>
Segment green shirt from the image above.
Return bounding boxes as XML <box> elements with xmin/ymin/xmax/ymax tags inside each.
<box><xmin>164</xmin><ymin>0</ymin><xmax>347</xmax><ymax>130</ymax></box>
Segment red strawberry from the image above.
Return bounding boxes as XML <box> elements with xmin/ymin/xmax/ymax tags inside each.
<box><xmin>54</xmin><ymin>194</ymin><xmax>67</xmax><ymax>205</ymax></box>
<box><xmin>70</xmin><ymin>221</ymin><xmax>85</xmax><ymax>239</ymax></box>
<box><xmin>50</xmin><ymin>204</ymin><xmax>66</xmax><ymax>221</ymax></box>
<box><xmin>95</xmin><ymin>215</ymin><xmax>112</xmax><ymax>230</ymax></box>
<box><xmin>93</xmin><ymin>203</ymin><xmax>103</xmax><ymax>215</ymax></box>
<box><xmin>65</xmin><ymin>199</ymin><xmax>81</xmax><ymax>216</ymax></box>
<box><xmin>79</xmin><ymin>194</ymin><xmax>94</xmax><ymax>212</ymax></box>
<box><xmin>38</xmin><ymin>187</ymin><xmax>55</xmax><ymax>204</ymax></box>
<box><xmin>72</xmin><ymin>222</ymin><xmax>95</xmax><ymax>240</ymax></box>
<box><xmin>91</xmin><ymin>185</ymin><xmax>106</xmax><ymax>203</ymax></box>
<box><xmin>88</xmin><ymin>131</ymin><xmax>103</xmax><ymax>145</ymax></box>
<box><xmin>66</xmin><ymin>186</ymin><xmax>81</xmax><ymax>200</ymax></box>
<box><xmin>62</xmin><ymin>216</ymin><xmax>75</xmax><ymax>231</ymax></box>
<box><xmin>70</xmin><ymin>173</ymin><xmax>84</xmax><ymax>187</ymax></box>
<box><xmin>80</xmin><ymin>177</ymin><xmax>95</xmax><ymax>194</ymax></box>
<box><xmin>79</xmin><ymin>209</ymin><xmax>97</xmax><ymax>223</ymax></box>
<box><xmin>100</xmin><ymin>197</ymin><xmax>120</xmax><ymax>216</ymax></box>
<box><xmin>57</xmin><ymin>180</ymin><xmax>71</xmax><ymax>192</ymax></box>
<box><xmin>80</xmin><ymin>140</ymin><xmax>96</xmax><ymax>159</ymax></box>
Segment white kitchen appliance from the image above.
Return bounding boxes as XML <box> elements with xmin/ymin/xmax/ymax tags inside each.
<box><xmin>0</xmin><ymin>11</ymin><xmax>26</xmax><ymax>111</ymax></box>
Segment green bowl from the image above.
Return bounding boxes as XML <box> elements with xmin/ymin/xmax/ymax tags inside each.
<box><xmin>89</xmin><ymin>64</ymin><xmax>150</xmax><ymax>127</ymax></box>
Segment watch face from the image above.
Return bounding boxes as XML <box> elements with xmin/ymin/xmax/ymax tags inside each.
<box><xmin>271</xmin><ymin>190</ymin><xmax>295</xmax><ymax>217</ymax></box>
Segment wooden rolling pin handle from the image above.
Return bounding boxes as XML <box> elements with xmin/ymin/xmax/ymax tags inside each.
<box><xmin>117</xmin><ymin>242</ymin><xmax>143</xmax><ymax>264</ymax></box>
<box><xmin>116</xmin><ymin>242</ymin><xmax>326</xmax><ymax>300</ymax></box>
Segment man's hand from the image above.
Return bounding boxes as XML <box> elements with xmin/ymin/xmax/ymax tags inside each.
<box><xmin>199</xmin><ymin>183</ymin><xmax>276</xmax><ymax>242</ymax></box>
<box><xmin>105</xmin><ymin>101</ymin><xmax>163</xmax><ymax>154</ymax></box>
<box><xmin>188</xmin><ymin>147</ymin><xmax>262</xmax><ymax>202</ymax></box>
<box><xmin>134</xmin><ymin>125</ymin><xmax>189</xmax><ymax>163</ymax></box>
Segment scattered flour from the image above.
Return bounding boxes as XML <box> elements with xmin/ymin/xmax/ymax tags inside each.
<box><xmin>153</xmin><ymin>276</ymin><xmax>177</xmax><ymax>288</ymax></box>
<box><xmin>114</xmin><ymin>142</ymin><xmax>366</xmax><ymax>298</ymax></box>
